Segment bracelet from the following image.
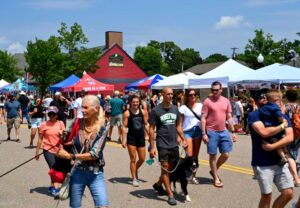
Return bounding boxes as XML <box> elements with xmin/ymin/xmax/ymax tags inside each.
<box><xmin>280</xmin><ymin>124</ymin><xmax>285</xmax><ymax>131</ymax></box>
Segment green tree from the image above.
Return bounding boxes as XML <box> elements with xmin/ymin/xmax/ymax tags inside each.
<box><xmin>0</xmin><ymin>50</ymin><xmax>21</xmax><ymax>82</ymax></box>
<box><xmin>182</xmin><ymin>48</ymin><xmax>203</xmax><ymax>70</ymax></box>
<box><xmin>133</xmin><ymin>46</ymin><xmax>163</xmax><ymax>75</ymax></box>
<box><xmin>57</xmin><ymin>22</ymin><xmax>100</xmax><ymax>76</ymax></box>
<box><xmin>25</xmin><ymin>36</ymin><xmax>64</xmax><ymax>95</ymax></box>
<box><xmin>204</xmin><ymin>53</ymin><xmax>228</xmax><ymax>63</ymax></box>
<box><xmin>238</xmin><ymin>29</ymin><xmax>283</xmax><ymax>69</ymax></box>
<box><xmin>138</xmin><ymin>40</ymin><xmax>202</xmax><ymax>75</ymax></box>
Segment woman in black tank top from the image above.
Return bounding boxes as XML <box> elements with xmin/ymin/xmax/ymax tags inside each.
<box><xmin>121</xmin><ymin>95</ymin><xmax>149</xmax><ymax>187</ymax></box>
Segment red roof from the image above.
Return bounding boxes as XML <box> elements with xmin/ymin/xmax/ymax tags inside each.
<box><xmin>62</xmin><ymin>73</ymin><xmax>114</xmax><ymax>92</ymax></box>
<box><xmin>89</xmin><ymin>44</ymin><xmax>147</xmax><ymax>91</ymax></box>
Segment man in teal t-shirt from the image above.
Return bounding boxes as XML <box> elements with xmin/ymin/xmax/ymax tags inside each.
<box><xmin>108</xmin><ymin>91</ymin><xmax>124</xmax><ymax>142</ymax></box>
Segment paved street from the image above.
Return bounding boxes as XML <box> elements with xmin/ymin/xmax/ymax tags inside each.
<box><xmin>0</xmin><ymin>123</ymin><xmax>299</xmax><ymax>208</ymax></box>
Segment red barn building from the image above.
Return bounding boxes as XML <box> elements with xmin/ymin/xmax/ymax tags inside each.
<box><xmin>89</xmin><ymin>31</ymin><xmax>147</xmax><ymax>91</ymax></box>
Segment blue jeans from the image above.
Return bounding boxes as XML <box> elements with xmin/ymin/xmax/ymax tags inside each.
<box><xmin>70</xmin><ymin>168</ymin><xmax>108</xmax><ymax>208</ymax></box>
<box><xmin>21</xmin><ymin>108</ymin><xmax>31</xmax><ymax>125</ymax></box>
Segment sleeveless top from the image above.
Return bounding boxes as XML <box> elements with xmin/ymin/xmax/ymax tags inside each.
<box><xmin>127</xmin><ymin>109</ymin><xmax>144</xmax><ymax>139</ymax></box>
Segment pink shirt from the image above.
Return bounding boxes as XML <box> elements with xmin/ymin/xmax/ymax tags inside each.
<box><xmin>39</xmin><ymin>120</ymin><xmax>65</xmax><ymax>154</ymax></box>
<box><xmin>202</xmin><ymin>96</ymin><xmax>232</xmax><ymax>131</ymax></box>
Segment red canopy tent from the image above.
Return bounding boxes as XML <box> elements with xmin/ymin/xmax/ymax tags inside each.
<box><xmin>62</xmin><ymin>72</ymin><xmax>114</xmax><ymax>92</ymax></box>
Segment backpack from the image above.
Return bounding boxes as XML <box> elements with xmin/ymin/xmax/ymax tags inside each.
<box><xmin>287</xmin><ymin>103</ymin><xmax>300</xmax><ymax>139</ymax></box>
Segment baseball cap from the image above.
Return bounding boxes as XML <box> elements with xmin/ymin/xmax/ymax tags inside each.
<box><xmin>19</xmin><ymin>91</ymin><xmax>26</xmax><ymax>95</ymax></box>
<box><xmin>48</xmin><ymin>106</ymin><xmax>58</xmax><ymax>114</ymax></box>
<box><xmin>55</xmin><ymin>92</ymin><xmax>62</xmax><ymax>96</ymax></box>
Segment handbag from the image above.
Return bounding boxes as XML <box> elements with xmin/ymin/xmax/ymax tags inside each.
<box><xmin>58</xmin><ymin>173</ymin><xmax>71</xmax><ymax>200</ymax></box>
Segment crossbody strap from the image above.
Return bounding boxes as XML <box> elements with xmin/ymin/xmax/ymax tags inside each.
<box><xmin>187</xmin><ymin>105</ymin><xmax>201</xmax><ymax>121</ymax></box>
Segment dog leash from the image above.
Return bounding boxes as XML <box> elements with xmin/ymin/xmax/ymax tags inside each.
<box><xmin>151</xmin><ymin>147</ymin><xmax>186</xmax><ymax>174</ymax></box>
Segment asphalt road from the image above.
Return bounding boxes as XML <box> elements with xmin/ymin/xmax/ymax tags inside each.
<box><xmin>0</xmin><ymin>123</ymin><xmax>300</xmax><ymax>208</ymax></box>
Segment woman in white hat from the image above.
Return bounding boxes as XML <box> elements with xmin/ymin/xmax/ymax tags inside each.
<box><xmin>35</xmin><ymin>106</ymin><xmax>66</xmax><ymax>197</ymax></box>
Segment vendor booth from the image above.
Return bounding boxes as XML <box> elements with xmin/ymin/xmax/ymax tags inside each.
<box><xmin>49</xmin><ymin>74</ymin><xmax>80</xmax><ymax>91</ymax></box>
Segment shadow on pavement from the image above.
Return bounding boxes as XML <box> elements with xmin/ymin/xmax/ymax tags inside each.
<box><xmin>108</xmin><ymin>177</ymin><xmax>148</xmax><ymax>184</ymax></box>
<box><xmin>197</xmin><ymin>176</ymin><xmax>214</xmax><ymax>185</ymax></box>
<box><xmin>129</xmin><ymin>189</ymin><xmax>165</xmax><ymax>201</ymax></box>
<box><xmin>109</xmin><ymin>177</ymin><xmax>131</xmax><ymax>184</ymax></box>
<box><xmin>30</xmin><ymin>186</ymin><xmax>52</xmax><ymax>197</ymax></box>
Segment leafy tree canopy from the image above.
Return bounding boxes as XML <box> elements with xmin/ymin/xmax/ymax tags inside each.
<box><xmin>134</xmin><ymin>40</ymin><xmax>202</xmax><ymax>75</ymax></box>
<box><xmin>204</xmin><ymin>53</ymin><xmax>228</xmax><ymax>63</ymax></box>
<box><xmin>25</xmin><ymin>36</ymin><xmax>64</xmax><ymax>95</ymax></box>
<box><xmin>57</xmin><ymin>22</ymin><xmax>100</xmax><ymax>76</ymax></box>
<box><xmin>0</xmin><ymin>50</ymin><xmax>21</xmax><ymax>82</ymax></box>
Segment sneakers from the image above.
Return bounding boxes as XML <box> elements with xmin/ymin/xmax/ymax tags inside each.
<box><xmin>48</xmin><ymin>186</ymin><xmax>55</xmax><ymax>193</ymax></box>
<box><xmin>48</xmin><ymin>186</ymin><xmax>59</xmax><ymax>197</ymax></box>
<box><xmin>153</xmin><ymin>183</ymin><xmax>167</xmax><ymax>196</ymax></box>
<box><xmin>132</xmin><ymin>179</ymin><xmax>139</xmax><ymax>187</ymax></box>
<box><xmin>51</xmin><ymin>188</ymin><xmax>60</xmax><ymax>197</ymax></box>
<box><xmin>167</xmin><ymin>196</ymin><xmax>177</xmax><ymax>206</ymax></box>
<box><xmin>190</xmin><ymin>177</ymin><xmax>199</xmax><ymax>185</ymax></box>
<box><xmin>7</xmin><ymin>137</ymin><xmax>10</xmax><ymax>141</ymax></box>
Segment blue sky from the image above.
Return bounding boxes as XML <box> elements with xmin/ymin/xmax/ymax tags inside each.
<box><xmin>0</xmin><ymin>0</ymin><xmax>299</xmax><ymax>58</ymax></box>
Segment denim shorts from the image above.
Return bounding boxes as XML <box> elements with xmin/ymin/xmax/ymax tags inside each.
<box><xmin>207</xmin><ymin>129</ymin><xmax>232</xmax><ymax>155</ymax></box>
<box><xmin>253</xmin><ymin>164</ymin><xmax>293</xmax><ymax>194</ymax></box>
<box><xmin>70</xmin><ymin>168</ymin><xmax>108</xmax><ymax>208</ymax></box>
<box><xmin>184</xmin><ymin>126</ymin><xmax>202</xmax><ymax>139</ymax></box>
<box><xmin>110</xmin><ymin>114</ymin><xmax>122</xmax><ymax>127</ymax></box>
<box><xmin>31</xmin><ymin>118</ymin><xmax>42</xmax><ymax>128</ymax></box>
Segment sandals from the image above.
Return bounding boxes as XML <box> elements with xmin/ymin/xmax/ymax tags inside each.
<box><xmin>294</xmin><ymin>181</ymin><xmax>300</xmax><ymax>187</ymax></box>
<box><xmin>209</xmin><ymin>170</ymin><xmax>222</xmax><ymax>182</ymax></box>
<box><xmin>213</xmin><ymin>180</ymin><xmax>223</xmax><ymax>188</ymax></box>
<box><xmin>210</xmin><ymin>170</ymin><xmax>223</xmax><ymax>188</ymax></box>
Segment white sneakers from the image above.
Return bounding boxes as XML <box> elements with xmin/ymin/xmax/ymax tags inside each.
<box><xmin>132</xmin><ymin>179</ymin><xmax>139</xmax><ymax>187</ymax></box>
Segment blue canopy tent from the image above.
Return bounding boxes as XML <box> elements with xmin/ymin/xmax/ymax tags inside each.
<box><xmin>49</xmin><ymin>74</ymin><xmax>80</xmax><ymax>91</ymax></box>
<box><xmin>1</xmin><ymin>78</ymin><xmax>37</xmax><ymax>92</ymax></box>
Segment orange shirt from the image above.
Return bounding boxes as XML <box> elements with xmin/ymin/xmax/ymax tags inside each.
<box><xmin>39</xmin><ymin>120</ymin><xmax>65</xmax><ymax>154</ymax></box>
<box><xmin>202</xmin><ymin>96</ymin><xmax>232</xmax><ymax>131</ymax></box>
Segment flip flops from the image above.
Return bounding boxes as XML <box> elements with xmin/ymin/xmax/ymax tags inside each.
<box><xmin>210</xmin><ymin>170</ymin><xmax>223</xmax><ymax>188</ymax></box>
<box><xmin>213</xmin><ymin>180</ymin><xmax>223</xmax><ymax>188</ymax></box>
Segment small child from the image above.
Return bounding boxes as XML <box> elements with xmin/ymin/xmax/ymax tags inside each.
<box><xmin>259</xmin><ymin>91</ymin><xmax>288</xmax><ymax>166</ymax></box>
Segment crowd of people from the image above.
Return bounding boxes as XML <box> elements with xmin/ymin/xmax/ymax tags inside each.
<box><xmin>1</xmin><ymin>82</ymin><xmax>300</xmax><ymax>207</ymax></box>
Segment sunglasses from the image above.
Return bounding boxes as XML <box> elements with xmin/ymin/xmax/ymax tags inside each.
<box><xmin>189</xmin><ymin>94</ymin><xmax>196</xmax><ymax>97</ymax></box>
<box><xmin>48</xmin><ymin>112</ymin><xmax>57</xmax><ymax>117</ymax></box>
<box><xmin>211</xmin><ymin>89</ymin><xmax>220</xmax><ymax>92</ymax></box>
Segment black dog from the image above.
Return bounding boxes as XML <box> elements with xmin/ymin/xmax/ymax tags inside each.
<box><xmin>169</xmin><ymin>157</ymin><xmax>195</xmax><ymax>202</ymax></box>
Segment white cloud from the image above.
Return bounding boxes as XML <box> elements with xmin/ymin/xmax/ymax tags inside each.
<box><xmin>7</xmin><ymin>42</ymin><xmax>25</xmax><ymax>54</ymax></box>
<box><xmin>215</xmin><ymin>16</ymin><xmax>251</xmax><ymax>30</ymax></box>
<box><xmin>246</xmin><ymin>0</ymin><xmax>299</xmax><ymax>6</ymax></box>
<box><xmin>26</xmin><ymin>0</ymin><xmax>93</xmax><ymax>10</ymax></box>
<box><xmin>0</xmin><ymin>36</ymin><xmax>10</xmax><ymax>45</ymax></box>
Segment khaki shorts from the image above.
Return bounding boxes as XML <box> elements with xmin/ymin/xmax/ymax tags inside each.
<box><xmin>7</xmin><ymin>117</ymin><xmax>21</xmax><ymax>129</ymax></box>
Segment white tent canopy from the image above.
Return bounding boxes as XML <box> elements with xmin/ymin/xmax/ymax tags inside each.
<box><xmin>233</xmin><ymin>63</ymin><xmax>300</xmax><ymax>84</ymax></box>
<box><xmin>196</xmin><ymin>58</ymin><xmax>254</xmax><ymax>82</ymax></box>
<box><xmin>189</xmin><ymin>77</ymin><xmax>229</xmax><ymax>88</ymax></box>
<box><xmin>151</xmin><ymin>72</ymin><xmax>199</xmax><ymax>89</ymax></box>
<box><xmin>0</xmin><ymin>79</ymin><xmax>9</xmax><ymax>88</ymax></box>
